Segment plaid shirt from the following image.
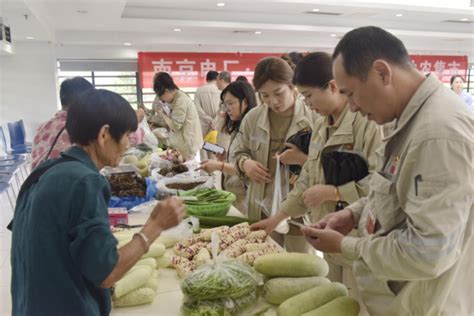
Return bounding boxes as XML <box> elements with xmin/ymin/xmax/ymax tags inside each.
<box><xmin>31</xmin><ymin>111</ymin><xmax>70</xmax><ymax>169</ymax></box>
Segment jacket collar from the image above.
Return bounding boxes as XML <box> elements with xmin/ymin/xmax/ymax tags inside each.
<box><xmin>61</xmin><ymin>146</ymin><xmax>99</xmax><ymax>173</ymax></box>
<box><xmin>384</xmin><ymin>74</ymin><xmax>440</xmax><ymax>141</ymax></box>
<box><xmin>319</xmin><ymin>105</ymin><xmax>356</xmax><ymax>148</ymax></box>
<box><xmin>256</xmin><ymin>98</ymin><xmax>308</xmax><ymax>134</ymax></box>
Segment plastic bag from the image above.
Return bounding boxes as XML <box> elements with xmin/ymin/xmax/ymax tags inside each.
<box><xmin>272</xmin><ymin>156</ymin><xmax>289</xmax><ymax>233</ymax></box>
<box><xmin>181</xmin><ymin>291</ymin><xmax>257</xmax><ymax>316</ymax></box>
<box><xmin>139</xmin><ymin>117</ymin><xmax>159</xmax><ymax>148</ymax></box>
<box><xmin>156</xmin><ymin>175</ymin><xmax>214</xmax><ymax>196</ymax></box>
<box><xmin>157</xmin><ymin>216</ymin><xmax>200</xmax><ymax>247</ymax></box>
<box><xmin>181</xmin><ymin>233</ymin><xmax>260</xmax><ymax>301</ymax></box>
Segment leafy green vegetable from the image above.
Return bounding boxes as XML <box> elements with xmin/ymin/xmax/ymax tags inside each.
<box><xmin>181</xmin><ymin>291</ymin><xmax>257</xmax><ymax>316</ymax></box>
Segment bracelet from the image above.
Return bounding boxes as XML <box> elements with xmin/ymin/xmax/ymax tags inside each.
<box><xmin>334</xmin><ymin>187</ymin><xmax>341</xmax><ymax>201</ymax></box>
<box><xmin>220</xmin><ymin>162</ymin><xmax>225</xmax><ymax>172</ymax></box>
<box><xmin>133</xmin><ymin>232</ymin><xmax>150</xmax><ymax>253</ymax></box>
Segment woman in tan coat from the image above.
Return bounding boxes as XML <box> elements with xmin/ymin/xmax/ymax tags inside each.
<box><xmin>197</xmin><ymin>81</ymin><xmax>258</xmax><ymax>215</ymax></box>
<box><xmin>153</xmin><ymin>72</ymin><xmax>203</xmax><ymax>160</ymax></box>
<box><xmin>232</xmin><ymin>57</ymin><xmax>317</xmax><ymax>251</ymax></box>
<box><xmin>251</xmin><ymin>53</ymin><xmax>381</xmax><ymax>304</ymax></box>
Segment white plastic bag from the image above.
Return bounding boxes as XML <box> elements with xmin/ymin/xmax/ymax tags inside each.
<box><xmin>271</xmin><ymin>156</ymin><xmax>290</xmax><ymax>234</ymax></box>
<box><xmin>139</xmin><ymin>117</ymin><xmax>159</xmax><ymax>148</ymax></box>
<box><xmin>157</xmin><ymin>216</ymin><xmax>199</xmax><ymax>248</ymax></box>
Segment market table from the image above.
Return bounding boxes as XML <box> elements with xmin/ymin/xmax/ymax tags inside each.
<box><xmin>111</xmin><ymin>205</ymin><xmax>277</xmax><ymax>316</ymax></box>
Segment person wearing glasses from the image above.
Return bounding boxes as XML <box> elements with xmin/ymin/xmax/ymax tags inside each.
<box><xmin>153</xmin><ymin>72</ymin><xmax>203</xmax><ymax>160</ymax></box>
<box><xmin>197</xmin><ymin>81</ymin><xmax>258</xmax><ymax>214</ymax></box>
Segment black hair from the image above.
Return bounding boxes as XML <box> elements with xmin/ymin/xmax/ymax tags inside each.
<box><xmin>332</xmin><ymin>26</ymin><xmax>412</xmax><ymax>80</ymax></box>
<box><xmin>218</xmin><ymin>71</ymin><xmax>231</xmax><ymax>83</ymax></box>
<box><xmin>60</xmin><ymin>77</ymin><xmax>93</xmax><ymax>108</ymax></box>
<box><xmin>293</xmin><ymin>52</ymin><xmax>333</xmax><ymax>88</ymax></box>
<box><xmin>220</xmin><ymin>81</ymin><xmax>257</xmax><ymax>134</ymax></box>
<box><xmin>153</xmin><ymin>72</ymin><xmax>179</xmax><ymax>96</ymax></box>
<box><xmin>235</xmin><ymin>75</ymin><xmax>249</xmax><ymax>83</ymax></box>
<box><xmin>206</xmin><ymin>71</ymin><xmax>219</xmax><ymax>82</ymax></box>
<box><xmin>450</xmin><ymin>75</ymin><xmax>465</xmax><ymax>85</ymax></box>
<box><xmin>66</xmin><ymin>89</ymin><xmax>138</xmax><ymax>145</ymax></box>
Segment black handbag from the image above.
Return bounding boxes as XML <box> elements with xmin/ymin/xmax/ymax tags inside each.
<box><xmin>321</xmin><ymin>150</ymin><xmax>369</xmax><ymax>210</ymax></box>
<box><xmin>283</xmin><ymin>128</ymin><xmax>312</xmax><ymax>175</ymax></box>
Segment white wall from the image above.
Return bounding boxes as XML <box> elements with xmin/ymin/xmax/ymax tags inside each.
<box><xmin>0</xmin><ymin>41</ymin><xmax>59</xmax><ymax>143</ymax></box>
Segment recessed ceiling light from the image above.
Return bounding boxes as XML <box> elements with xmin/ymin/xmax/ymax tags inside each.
<box><xmin>26</xmin><ymin>36</ymin><xmax>35</xmax><ymax>40</ymax></box>
<box><xmin>217</xmin><ymin>2</ymin><xmax>225</xmax><ymax>7</ymax></box>
<box><xmin>174</xmin><ymin>28</ymin><xmax>182</xmax><ymax>32</ymax></box>
<box><xmin>124</xmin><ymin>42</ymin><xmax>132</xmax><ymax>46</ymax></box>
<box><xmin>255</xmin><ymin>31</ymin><xmax>262</xmax><ymax>35</ymax></box>
<box><xmin>330</xmin><ymin>34</ymin><xmax>337</xmax><ymax>37</ymax></box>
<box><xmin>460</xmin><ymin>18</ymin><xmax>468</xmax><ymax>21</ymax></box>
<box><xmin>396</xmin><ymin>13</ymin><xmax>403</xmax><ymax>17</ymax></box>
<box><xmin>77</xmin><ymin>10</ymin><xmax>88</xmax><ymax>14</ymax></box>
<box><xmin>312</xmin><ymin>8</ymin><xmax>320</xmax><ymax>12</ymax></box>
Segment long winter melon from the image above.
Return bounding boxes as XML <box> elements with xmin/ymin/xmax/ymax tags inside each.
<box><xmin>302</xmin><ymin>296</ymin><xmax>360</xmax><ymax>316</ymax></box>
<box><xmin>135</xmin><ymin>258</ymin><xmax>157</xmax><ymax>269</ymax></box>
<box><xmin>254</xmin><ymin>253</ymin><xmax>329</xmax><ymax>278</ymax></box>
<box><xmin>141</xmin><ymin>243</ymin><xmax>166</xmax><ymax>259</ymax></box>
<box><xmin>263</xmin><ymin>277</ymin><xmax>330</xmax><ymax>305</ymax></box>
<box><xmin>277</xmin><ymin>282</ymin><xmax>348</xmax><ymax>316</ymax></box>
<box><xmin>113</xmin><ymin>265</ymin><xmax>153</xmax><ymax>299</ymax></box>
<box><xmin>113</xmin><ymin>287</ymin><xmax>155</xmax><ymax>307</ymax></box>
<box><xmin>155</xmin><ymin>254</ymin><xmax>171</xmax><ymax>268</ymax></box>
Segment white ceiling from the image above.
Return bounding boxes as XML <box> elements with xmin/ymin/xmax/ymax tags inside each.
<box><xmin>1</xmin><ymin>0</ymin><xmax>473</xmax><ymax>57</ymax></box>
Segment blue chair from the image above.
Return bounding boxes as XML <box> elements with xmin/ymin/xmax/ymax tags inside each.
<box><xmin>7</xmin><ymin>120</ymin><xmax>31</xmax><ymax>154</ymax></box>
<box><xmin>0</xmin><ymin>127</ymin><xmax>25</xmax><ymax>163</ymax></box>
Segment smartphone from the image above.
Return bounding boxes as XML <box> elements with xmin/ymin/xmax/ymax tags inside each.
<box><xmin>202</xmin><ymin>141</ymin><xmax>225</xmax><ymax>155</ymax></box>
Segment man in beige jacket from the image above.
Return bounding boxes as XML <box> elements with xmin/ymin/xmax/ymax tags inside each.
<box><xmin>302</xmin><ymin>26</ymin><xmax>473</xmax><ymax>316</ymax></box>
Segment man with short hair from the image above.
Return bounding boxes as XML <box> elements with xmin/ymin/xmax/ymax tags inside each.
<box><xmin>216</xmin><ymin>71</ymin><xmax>231</xmax><ymax>91</ymax></box>
<box><xmin>31</xmin><ymin>77</ymin><xmax>93</xmax><ymax>169</ymax></box>
<box><xmin>301</xmin><ymin>26</ymin><xmax>473</xmax><ymax>315</ymax></box>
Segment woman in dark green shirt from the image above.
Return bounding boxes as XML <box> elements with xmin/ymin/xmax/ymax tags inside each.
<box><xmin>11</xmin><ymin>89</ymin><xmax>185</xmax><ymax>316</ymax></box>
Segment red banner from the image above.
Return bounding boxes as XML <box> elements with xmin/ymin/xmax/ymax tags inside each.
<box><xmin>138</xmin><ymin>52</ymin><xmax>468</xmax><ymax>89</ymax></box>
<box><xmin>138</xmin><ymin>52</ymin><xmax>280</xmax><ymax>89</ymax></box>
<box><xmin>411</xmin><ymin>55</ymin><xmax>468</xmax><ymax>83</ymax></box>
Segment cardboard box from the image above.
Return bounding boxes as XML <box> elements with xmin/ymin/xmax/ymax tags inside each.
<box><xmin>108</xmin><ymin>208</ymin><xmax>128</xmax><ymax>226</ymax></box>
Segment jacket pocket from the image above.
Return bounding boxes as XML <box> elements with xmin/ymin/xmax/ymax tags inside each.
<box><xmin>370</xmin><ymin>171</ymin><xmax>400</xmax><ymax>230</ymax></box>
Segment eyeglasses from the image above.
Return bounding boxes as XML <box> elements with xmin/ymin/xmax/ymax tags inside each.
<box><xmin>223</xmin><ymin>100</ymin><xmax>240</xmax><ymax>110</ymax></box>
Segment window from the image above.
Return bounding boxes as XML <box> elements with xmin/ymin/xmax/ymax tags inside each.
<box><xmin>58</xmin><ymin>70</ymin><xmax>140</xmax><ymax>109</ymax></box>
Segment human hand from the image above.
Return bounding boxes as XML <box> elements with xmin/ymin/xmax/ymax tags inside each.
<box><xmin>312</xmin><ymin>209</ymin><xmax>355</xmax><ymax>236</ymax></box>
<box><xmin>278</xmin><ymin>143</ymin><xmax>307</xmax><ymax>166</ymax></box>
<box><xmin>215</xmin><ymin>152</ymin><xmax>226</xmax><ymax>162</ymax></box>
<box><xmin>302</xmin><ymin>185</ymin><xmax>337</xmax><ymax>208</ymax></box>
<box><xmin>143</xmin><ymin>197</ymin><xmax>185</xmax><ymax>241</ymax></box>
<box><xmin>301</xmin><ymin>226</ymin><xmax>344</xmax><ymax>253</ymax></box>
<box><xmin>196</xmin><ymin>159</ymin><xmax>222</xmax><ymax>173</ymax></box>
<box><xmin>250</xmin><ymin>210</ymin><xmax>288</xmax><ymax>235</ymax></box>
<box><xmin>136</xmin><ymin>108</ymin><xmax>145</xmax><ymax>122</ymax></box>
<box><xmin>243</xmin><ymin>159</ymin><xmax>271</xmax><ymax>184</ymax></box>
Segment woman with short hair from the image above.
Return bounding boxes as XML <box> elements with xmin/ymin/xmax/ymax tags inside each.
<box><xmin>11</xmin><ymin>89</ymin><xmax>185</xmax><ymax>315</ymax></box>
<box><xmin>153</xmin><ymin>72</ymin><xmax>203</xmax><ymax>160</ymax></box>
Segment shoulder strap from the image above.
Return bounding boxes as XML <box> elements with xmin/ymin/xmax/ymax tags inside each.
<box><xmin>7</xmin><ymin>156</ymin><xmax>78</xmax><ymax>231</ymax></box>
<box><xmin>44</xmin><ymin>126</ymin><xmax>66</xmax><ymax>162</ymax></box>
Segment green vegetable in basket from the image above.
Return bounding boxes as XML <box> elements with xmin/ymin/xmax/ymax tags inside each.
<box><xmin>181</xmin><ymin>259</ymin><xmax>260</xmax><ymax>300</ymax></box>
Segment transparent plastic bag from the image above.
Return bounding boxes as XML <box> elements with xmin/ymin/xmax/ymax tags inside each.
<box><xmin>181</xmin><ymin>233</ymin><xmax>260</xmax><ymax>301</ymax></box>
<box><xmin>181</xmin><ymin>291</ymin><xmax>257</xmax><ymax>316</ymax></box>
<box><xmin>256</xmin><ymin>156</ymin><xmax>289</xmax><ymax>234</ymax></box>
<box><xmin>156</xmin><ymin>216</ymin><xmax>200</xmax><ymax>248</ymax></box>
<box><xmin>139</xmin><ymin>117</ymin><xmax>159</xmax><ymax>148</ymax></box>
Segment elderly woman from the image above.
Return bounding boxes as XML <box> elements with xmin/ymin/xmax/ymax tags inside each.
<box><xmin>10</xmin><ymin>89</ymin><xmax>185</xmax><ymax>315</ymax></box>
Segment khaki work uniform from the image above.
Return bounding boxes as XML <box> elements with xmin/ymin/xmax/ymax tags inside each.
<box><xmin>341</xmin><ymin>75</ymin><xmax>474</xmax><ymax>315</ymax></box>
<box><xmin>221</xmin><ymin>130</ymin><xmax>247</xmax><ymax>215</ymax></box>
<box><xmin>232</xmin><ymin>99</ymin><xmax>317</xmax><ymax>252</ymax></box>
<box><xmin>168</xmin><ymin>90</ymin><xmax>203</xmax><ymax>160</ymax></box>
<box><xmin>282</xmin><ymin>105</ymin><xmax>381</xmax><ymax>299</ymax></box>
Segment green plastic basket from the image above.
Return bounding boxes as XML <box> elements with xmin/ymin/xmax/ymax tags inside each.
<box><xmin>180</xmin><ymin>189</ymin><xmax>236</xmax><ymax>217</ymax></box>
